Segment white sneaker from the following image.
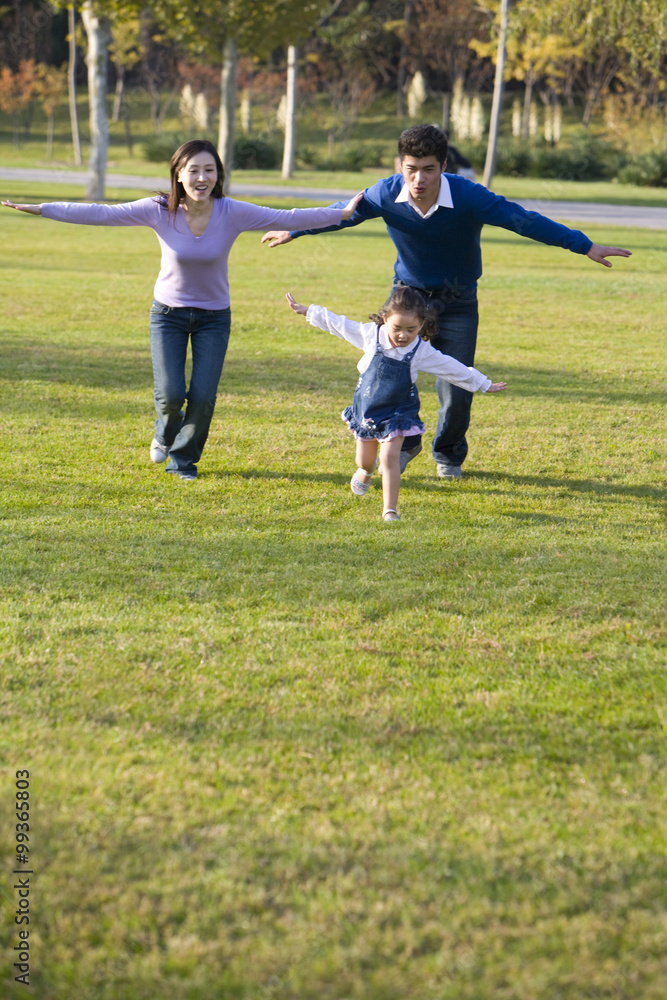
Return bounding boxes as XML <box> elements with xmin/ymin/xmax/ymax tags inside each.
<box><xmin>150</xmin><ymin>438</ymin><xmax>170</xmax><ymax>463</ymax></box>
<box><xmin>350</xmin><ymin>470</ymin><xmax>372</xmax><ymax>496</ymax></box>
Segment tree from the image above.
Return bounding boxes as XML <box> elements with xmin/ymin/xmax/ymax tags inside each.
<box><xmin>575</xmin><ymin>0</ymin><xmax>628</xmax><ymax>127</ymax></box>
<box><xmin>139</xmin><ymin>10</ymin><xmax>182</xmax><ymax>137</ymax></box>
<box><xmin>67</xmin><ymin>5</ymin><xmax>83</xmax><ymax>166</ymax></box>
<box><xmin>109</xmin><ymin>15</ymin><xmax>144</xmax><ymax>123</ymax></box>
<box><xmin>51</xmin><ymin>0</ymin><xmax>141</xmax><ymax>196</ymax></box>
<box><xmin>80</xmin><ymin>1</ymin><xmax>113</xmax><ymax>199</ymax></box>
<box><xmin>218</xmin><ymin>36</ymin><xmax>238</xmax><ymax>191</ymax></box>
<box><xmin>151</xmin><ymin>0</ymin><xmax>330</xmax><ymax>189</ymax></box>
<box><xmin>395</xmin><ymin>0</ymin><xmax>414</xmax><ymax>117</ymax></box>
<box><xmin>412</xmin><ymin>0</ymin><xmax>491</xmax><ymax>132</ymax></box>
<box><xmin>281</xmin><ymin>45</ymin><xmax>297</xmax><ymax>178</ymax></box>
<box><xmin>35</xmin><ymin>62</ymin><xmax>68</xmax><ymax>158</ymax></box>
<box><xmin>482</xmin><ymin>0</ymin><xmax>509</xmax><ymax>188</ymax></box>
<box><xmin>472</xmin><ymin>0</ymin><xmax>582</xmax><ymax>141</ymax></box>
<box><xmin>0</xmin><ymin>61</ymin><xmax>37</xmax><ymax>149</ymax></box>
<box><xmin>304</xmin><ymin>1</ymin><xmax>394</xmax><ymax>143</ymax></box>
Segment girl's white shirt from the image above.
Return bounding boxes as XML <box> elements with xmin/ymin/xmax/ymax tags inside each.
<box><xmin>306</xmin><ymin>304</ymin><xmax>492</xmax><ymax>393</ymax></box>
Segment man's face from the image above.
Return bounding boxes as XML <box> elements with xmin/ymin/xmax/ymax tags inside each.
<box><xmin>400</xmin><ymin>155</ymin><xmax>444</xmax><ymax>206</ymax></box>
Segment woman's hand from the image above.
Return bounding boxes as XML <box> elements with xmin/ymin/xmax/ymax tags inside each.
<box><xmin>486</xmin><ymin>382</ymin><xmax>507</xmax><ymax>393</ymax></box>
<box><xmin>341</xmin><ymin>191</ymin><xmax>363</xmax><ymax>220</ymax></box>
<box><xmin>285</xmin><ymin>292</ymin><xmax>308</xmax><ymax>316</ymax></box>
<box><xmin>1</xmin><ymin>201</ymin><xmax>42</xmax><ymax>215</ymax></box>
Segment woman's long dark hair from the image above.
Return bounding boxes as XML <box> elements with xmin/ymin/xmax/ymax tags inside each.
<box><xmin>369</xmin><ymin>285</ymin><xmax>438</xmax><ymax>341</ymax></box>
<box><xmin>157</xmin><ymin>139</ymin><xmax>225</xmax><ymax>219</ymax></box>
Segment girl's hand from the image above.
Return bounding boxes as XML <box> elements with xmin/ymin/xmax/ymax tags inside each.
<box><xmin>341</xmin><ymin>191</ymin><xmax>363</xmax><ymax>220</ymax></box>
<box><xmin>487</xmin><ymin>382</ymin><xmax>507</xmax><ymax>393</ymax></box>
<box><xmin>1</xmin><ymin>201</ymin><xmax>42</xmax><ymax>215</ymax></box>
<box><xmin>285</xmin><ymin>292</ymin><xmax>308</xmax><ymax>316</ymax></box>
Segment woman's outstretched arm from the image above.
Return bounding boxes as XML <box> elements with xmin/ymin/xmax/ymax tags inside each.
<box><xmin>3</xmin><ymin>198</ymin><xmax>158</xmax><ymax>227</ymax></box>
<box><xmin>2</xmin><ymin>201</ymin><xmax>42</xmax><ymax>215</ymax></box>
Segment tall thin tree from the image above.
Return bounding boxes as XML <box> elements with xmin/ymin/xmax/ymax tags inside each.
<box><xmin>217</xmin><ymin>36</ymin><xmax>238</xmax><ymax>195</ymax></box>
<box><xmin>483</xmin><ymin>0</ymin><xmax>510</xmax><ymax>189</ymax></box>
<box><xmin>81</xmin><ymin>1</ymin><xmax>112</xmax><ymax>199</ymax></box>
<box><xmin>281</xmin><ymin>45</ymin><xmax>297</xmax><ymax>179</ymax></box>
<box><xmin>67</xmin><ymin>4</ymin><xmax>82</xmax><ymax>166</ymax></box>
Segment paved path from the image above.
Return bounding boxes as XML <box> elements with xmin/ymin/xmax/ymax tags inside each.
<box><xmin>1</xmin><ymin>165</ymin><xmax>666</xmax><ymax>229</ymax></box>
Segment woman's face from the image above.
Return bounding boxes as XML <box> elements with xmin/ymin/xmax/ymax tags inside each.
<box><xmin>177</xmin><ymin>153</ymin><xmax>218</xmax><ymax>203</ymax></box>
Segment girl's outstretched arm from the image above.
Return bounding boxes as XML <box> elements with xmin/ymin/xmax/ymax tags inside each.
<box><xmin>285</xmin><ymin>292</ymin><xmax>308</xmax><ymax>316</ymax></box>
<box><xmin>486</xmin><ymin>382</ymin><xmax>507</xmax><ymax>392</ymax></box>
<box><xmin>2</xmin><ymin>201</ymin><xmax>41</xmax><ymax>215</ymax></box>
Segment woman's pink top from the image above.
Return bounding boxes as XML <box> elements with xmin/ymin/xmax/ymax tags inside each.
<box><xmin>41</xmin><ymin>196</ymin><xmax>343</xmax><ymax>310</ymax></box>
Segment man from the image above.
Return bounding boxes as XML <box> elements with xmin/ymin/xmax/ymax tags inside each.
<box><xmin>262</xmin><ymin>124</ymin><xmax>631</xmax><ymax>478</ymax></box>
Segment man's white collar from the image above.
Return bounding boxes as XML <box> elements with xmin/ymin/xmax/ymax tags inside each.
<box><xmin>395</xmin><ymin>174</ymin><xmax>454</xmax><ymax>217</ymax></box>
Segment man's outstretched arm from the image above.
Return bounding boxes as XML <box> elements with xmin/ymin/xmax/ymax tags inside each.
<box><xmin>470</xmin><ymin>183</ymin><xmax>632</xmax><ymax>266</ymax></box>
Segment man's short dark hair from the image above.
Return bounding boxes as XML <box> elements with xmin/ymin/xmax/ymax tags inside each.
<box><xmin>398</xmin><ymin>124</ymin><xmax>449</xmax><ymax>165</ymax></box>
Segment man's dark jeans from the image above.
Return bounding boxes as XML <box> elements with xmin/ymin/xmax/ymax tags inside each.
<box><xmin>398</xmin><ymin>284</ymin><xmax>479</xmax><ymax>468</ymax></box>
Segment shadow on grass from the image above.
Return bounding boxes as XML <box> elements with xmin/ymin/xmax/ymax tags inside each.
<box><xmin>460</xmin><ymin>469</ymin><xmax>666</xmax><ymax>500</ymax></box>
<box><xmin>4</xmin><ymin>336</ymin><xmax>662</xmax><ymax>408</ymax></box>
<box><xmin>207</xmin><ymin>466</ymin><xmax>667</xmax><ymax>502</ymax></box>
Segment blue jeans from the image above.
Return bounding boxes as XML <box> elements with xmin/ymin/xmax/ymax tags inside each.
<box><xmin>398</xmin><ymin>285</ymin><xmax>479</xmax><ymax>468</ymax></box>
<box><xmin>149</xmin><ymin>301</ymin><xmax>231</xmax><ymax>477</ymax></box>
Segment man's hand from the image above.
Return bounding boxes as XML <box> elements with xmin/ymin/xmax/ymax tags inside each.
<box><xmin>261</xmin><ymin>230</ymin><xmax>292</xmax><ymax>248</ymax></box>
<box><xmin>285</xmin><ymin>292</ymin><xmax>308</xmax><ymax>316</ymax></box>
<box><xmin>586</xmin><ymin>244</ymin><xmax>632</xmax><ymax>268</ymax></box>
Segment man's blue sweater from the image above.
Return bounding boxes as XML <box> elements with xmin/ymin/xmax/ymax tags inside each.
<box><xmin>290</xmin><ymin>173</ymin><xmax>593</xmax><ymax>292</ymax></box>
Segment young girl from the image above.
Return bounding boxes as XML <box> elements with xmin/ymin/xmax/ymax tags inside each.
<box><xmin>286</xmin><ymin>285</ymin><xmax>506</xmax><ymax>521</ymax></box>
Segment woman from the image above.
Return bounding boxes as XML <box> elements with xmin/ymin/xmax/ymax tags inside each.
<box><xmin>3</xmin><ymin>139</ymin><xmax>360</xmax><ymax>481</ymax></box>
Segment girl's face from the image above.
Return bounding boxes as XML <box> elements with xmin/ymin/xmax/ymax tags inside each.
<box><xmin>384</xmin><ymin>309</ymin><xmax>423</xmax><ymax>348</ymax></box>
<box><xmin>177</xmin><ymin>154</ymin><xmax>218</xmax><ymax>203</ymax></box>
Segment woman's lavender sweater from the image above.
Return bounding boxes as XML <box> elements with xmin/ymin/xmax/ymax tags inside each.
<box><xmin>41</xmin><ymin>197</ymin><xmax>344</xmax><ymax>310</ymax></box>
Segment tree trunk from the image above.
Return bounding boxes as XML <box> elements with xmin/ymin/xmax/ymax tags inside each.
<box><xmin>241</xmin><ymin>69</ymin><xmax>253</xmax><ymax>135</ymax></box>
<box><xmin>582</xmin><ymin>92</ymin><xmax>594</xmax><ymax>128</ymax></box>
<box><xmin>67</xmin><ymin>4</ymin><xmax>82</xmax><ymax>166</ymax></box>
<box><xmin>521</xmin><ymin>71</ymin><xmax>533</xmax><ymax>141</ymax></box>
<box><xmin>81</xmin><ymin>1</ymin><xmax>112</xmax><ymax>200</ymax></box>
<box><xmin>218</xmin><ymin>36</ymin><xmax>238</xmax><ymax>195</ymax></box>
<box><xmin>396</xmin><ymin>0</ymin><xmax>414</xmax><ymax>117</ymax></box>
<box><xmin>482</xmin><ymin>0</ymin><xmax>510</xmax><ymax>190</ymax></box>
<box><xmin>564</xmin><ymin>61</ymin><xmax>575</xmax><ymax>110</ymax></box>
<box><xmin>441</xmin><ymin>92</ymin><xmax>451</xmax><ymax>133</ymax></box>
<box><xmin>111</xmin><ymin>64</ymin><xmax>125</xmax><ymax>123</ymax></box>
<box><xmin>282</xmin><ymin>45</ymin><xmax>297</xmax><ymax>180</ymax></box>
<box><xmin>124</xmin><ymin>101</ymin><xmax>133</xmax><ymax>157</ymax></box>
<box><xmin>46</xmin><ymin>113</ymin><xmax>54</xmax><ymax>159</ymax></box>
<box><xmin>23</xmin><ymin>100</ymin><xmax>36</xmax><ymax>139</ymax></box>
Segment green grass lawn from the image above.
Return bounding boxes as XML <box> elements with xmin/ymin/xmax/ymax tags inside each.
<box><xmin>0</xmin><ymin>184</ymin><xmax>665</xmax><ymax>999</ymax></box>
